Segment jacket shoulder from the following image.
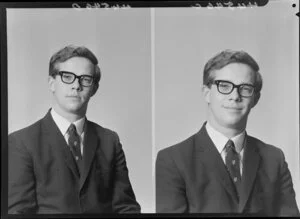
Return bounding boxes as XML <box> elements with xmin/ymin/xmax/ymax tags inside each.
<box><xmin>87</xmin><ymin>121</ymin><xmax>118</xmax><ymax>137</ymax></box>
<box><xmin>247</xmin><ymin>135</ymin><xmax>284</xmax><ymax>158</ymax></box>
<box><xmin>8</xmin><ymin>119</ymin><xmax>44</xmax><ymax>155</ymax></box>
<box><xmin>157</xmin><ymin>133</ymin><xmax>197</xmax><ymax>159</ymax></box>
<box><xmin>9</xmin><ymin>119</ymin><xmax>43</xmax><ymax>139</ymax></box>
<box><xmin>87</xmin><ymin>120</ymin><xmax>121</xmax><ymax>147</ymax></box>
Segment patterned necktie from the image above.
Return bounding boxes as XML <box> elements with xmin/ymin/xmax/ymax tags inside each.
<box><xmin>67</xmin><ymin>124</ymin><xmax>82</xmax><ymax>161</ymax></box>
<box><xmin>225</xmin><ymin>139</ymin><xmax>241</xmax><ymax>197</ymax></box>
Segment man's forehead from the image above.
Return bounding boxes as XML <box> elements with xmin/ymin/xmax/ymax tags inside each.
<box><xmin>56</xmin><ymin>57</ymin><xmax>94</xmax><ymax>75</ymax></box>
<box><xmin>212</xmin><ymin>63</ymin><xmax>255</xmax><ymax>83</ymax></box>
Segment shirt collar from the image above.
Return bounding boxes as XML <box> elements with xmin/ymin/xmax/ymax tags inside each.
<box><xmin>205</xmin><ymin>121</ymin><xmax>245</xmax><ymax>154</ymax></box>
<box><xmin>50</xmin><ymin>108</ymin><xmax>86</xmax><ymax>136</ymax></box>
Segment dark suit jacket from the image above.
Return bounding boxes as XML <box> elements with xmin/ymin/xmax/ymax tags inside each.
<box><xmin>156</xmin><ymin>123</ymin><xmax>299</xmax><ymax>216</ymax></box>
<box><xmin>8</xmin><ymin>110</ymin><xmax>140</xmax><ymax>214</ymax></box>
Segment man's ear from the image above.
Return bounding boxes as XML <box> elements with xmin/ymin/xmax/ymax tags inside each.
<box><xmin>202</xmin><ymin>85</ymin><xmax>211</xmax><ymax>104</ymax></box>
<box><xmin>90</xmin><ymin>83</ymin><xmax>99</xmax><ymax>97</ymax></box>
<box><xmin>48</xmin><ymin>76</ymin><xmax>55</xmax><ymax>93</ymax></box>
<box><xmin>251</xmin><ymin>92</ymin><xmax>260</xmax><ymax>108</ymax></box>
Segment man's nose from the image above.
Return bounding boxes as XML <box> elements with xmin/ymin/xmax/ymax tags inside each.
<box><xmin>229</xmin><ymin>87</ymin><xmax>241</xmax><ymax>100</ymax></box>
<box><xmin>71</xmin><ymin>78</ymin><xmax>82</xmax><ymax>90</ymax></box>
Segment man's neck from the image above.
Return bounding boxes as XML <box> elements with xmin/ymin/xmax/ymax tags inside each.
<box><xmin>52</xmin><ymin>106</ymin><xmax>85</xmax><ymax>123</ymax></box>
<box><xmin>207</xmin><ymin>120</ymin><xmax>245</xmax><ymax>139</ymax></box>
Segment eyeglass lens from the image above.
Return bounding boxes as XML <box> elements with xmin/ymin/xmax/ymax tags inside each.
<box><xmin>215</xmin><ymin>80</ymin><xmax>254</xmax><ymax>97</ymax></box>
<box><xmin>59</xmin><ymin>71</ymin><xmax>94</xmax><ymax>87</ymax></box>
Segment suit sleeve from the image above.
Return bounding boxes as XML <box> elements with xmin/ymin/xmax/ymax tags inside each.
<box><xmin>156</xmin><ymin>149</ymin><xmax>188</xmax><ymax>213</ymax></box>
<box><xmin>8</xmin><ymin>134</ymin><xmax>37</xmax><ymax>214</ymax></box>
<box><xmin>277</xmin><ymin>149</ymin><xmax>300</xmax><ymax>216</ymax></box>
<box><xmin>111</xmin><ymin>132</ymin><xmax>141</xmax><ymax>213</ymax></box>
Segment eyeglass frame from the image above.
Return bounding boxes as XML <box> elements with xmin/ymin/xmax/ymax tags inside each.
<box><xmin>57</xmin><ymin>71</ymin><xmax>95</xmax><ymax>87</ymax></box>
<box><xmin>210</xmin><ymin>80</ymin><xmax>257</xmax><ymax>97</ymax></box>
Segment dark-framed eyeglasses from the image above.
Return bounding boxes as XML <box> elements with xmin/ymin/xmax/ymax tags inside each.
<box><xmin>58</xmin><ymin>71</ymin><xmax>94</xmax><ymax>87</ymax></box>
<box><xmin>212</xmin><ymin>80</ymin><xmax>256</xmax><ymax>97</ymax></box>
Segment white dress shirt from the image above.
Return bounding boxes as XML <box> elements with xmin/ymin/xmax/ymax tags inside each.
<box><xmin>205</xmin><ymin>122</ymin><xmax>245</xmax><ymax>176</ymax></box>
<box><xmin>50</xmin><ymin>109</ymin><xmax>85</xmax><ymax>155</ymax></box>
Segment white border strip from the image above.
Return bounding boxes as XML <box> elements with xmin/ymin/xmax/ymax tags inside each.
<box><xmin>151</xmin><ymin>7</ymin><xmax>156</xmax><ymax>213</ymax></box>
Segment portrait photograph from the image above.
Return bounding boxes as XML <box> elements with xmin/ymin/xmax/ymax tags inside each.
<box><xmin>5</xmin><ymin>6</ymin><xmax>152</xmax><ymax>214</ymax></box>
<box><xmin>1</xmin><ymin>0</ymin><xmax>299</xmax><ymax>216</ymax></box>
<box><xmin>154</xmin><ymin>0</ymin><xmax>299</xmax><ymax>214</ymax></box>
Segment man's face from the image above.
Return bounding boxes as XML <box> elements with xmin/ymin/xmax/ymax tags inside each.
<box><xmin>203</xmin><ymin>63</ymin><xmax>260</xmax><ymax>131</ymax></box>
<box><xmin>48</xmin><ymin>57</ymin><xmax>98</xmax><ymax>117</ymax></box>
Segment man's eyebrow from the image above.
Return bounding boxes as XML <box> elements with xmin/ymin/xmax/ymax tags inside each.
<box><xmin>59</xmin><ymin>70</ymin><xmax>74</xmax><ymax>73</ymax></box>
<box><xmin>60</xmin><ymin>71</ymin><xmax>93</xmax><ymax>76</ymax></box>
<box><xmin>216</xmin><ymin>80</ymin><xmax>255</xmax><ymax>85</ymax></box>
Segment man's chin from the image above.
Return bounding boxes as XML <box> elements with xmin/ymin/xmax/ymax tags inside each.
<box><xmin>223</xmin><ymin>117</ymin><xmax>246</xmax><ymax>129</ymax></box>
<box><xmin>65</xmin><ymin>105</ymin><xmax>85</xmax><ymax>115</ymax></box>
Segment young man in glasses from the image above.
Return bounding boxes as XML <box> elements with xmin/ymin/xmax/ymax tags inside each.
<box><xmin>8</xmin><ymin>45</ymin><xmax>140</xmax><ymax>214</ymax></box>
<box><xmin>156</xmin><ymin>49</ymin><xmax>299</xmax><ymax>216</ymax></box>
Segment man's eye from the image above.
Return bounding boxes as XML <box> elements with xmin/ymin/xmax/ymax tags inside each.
<box><xmin>63</xmin><ymin>74</ymin><xmax>73</xmax><ymax>80</ymax></box>
<box><xmin>82</xmin><ymin>77</ymin><xmax>92</xmax><ymax>83</ymax></box>
<box><xmin>241</xmin><ymin>86</ymin><xmax>252</xmax><ymax>92</ymax></box>
<box><xmin>219</xmin><ymin>83</ymin><xmax>231</xmax><ymax>89</ymax></box>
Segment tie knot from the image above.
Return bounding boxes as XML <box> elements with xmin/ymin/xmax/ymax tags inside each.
<box><xmin>225</xmin><ymin>139</ymin><xmax>236</xmax><ymax>151</ymax></box>
<box><xmin>68</xmin><ymin>124</ymin><xmax>77</xmax><ymax>135</ymax></box>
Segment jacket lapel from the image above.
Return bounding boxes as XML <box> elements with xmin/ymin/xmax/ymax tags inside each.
<box><xmin>193</xmin><ymin>124</ymin><xmax>239</xmax><ymax>204</ymax></box>
<box><xmin>238</xmin><ymin>135</ymin><xmax>260</xmax><ymax>212</ymax></box>
<box><xmin>41</xmin><ymin>110</ymin><xmax>80</xmax><ymax>178</ymax></box>
<box><xmin>79</xmin><ymin>120</ymin><xmax>99</xmax><ymax>190</ymax></box>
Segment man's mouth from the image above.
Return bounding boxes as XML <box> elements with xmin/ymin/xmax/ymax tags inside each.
<box><xmin>223</xmin><ymin>106</ymin><xmax>243</xmax><ymax>111</ymax></box>
<box><xmin>67</xmin><ymin>95</ymin><xmax>80</xmax><ymax>99</ymax></box>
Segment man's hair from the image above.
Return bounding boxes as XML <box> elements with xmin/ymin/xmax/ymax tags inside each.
<box><xmin>49</xmin><ymin>45</ymin><xmax>101</xmax><ymax>84</ymax></box>
<box><xmin>203</xmin><ymin>49</ymin><xmax>263</xmax><ymax>93</ymax></box>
